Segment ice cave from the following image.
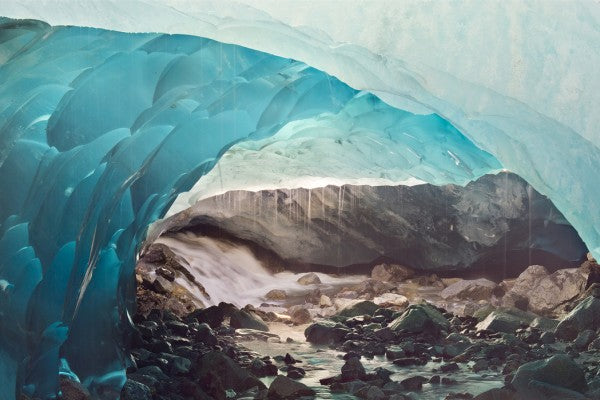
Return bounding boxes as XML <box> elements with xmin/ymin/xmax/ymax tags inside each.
<box><xmin>0</xmin><ymin>1</ymin><xmax>599</xmax><ymax>400</ymax></box>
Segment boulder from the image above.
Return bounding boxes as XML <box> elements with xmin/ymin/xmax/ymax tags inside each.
<box><xmin>355</xmin><ymin>385</ymin><xmax>386</xmax><ymax>400</ymax></box>
<box><xmin>60</xmin><ymin>377</ymin><xmax>92</xmax><ymax>400</ymax></box>
<box><xmin>502</xmin><ymin>266</ymin><xmax>587</xmax><ymax>315</ymax></box>
<box><xmin>372</xmin><ymin>293</ymin><xmax>409</xmax><ymax>308</ymax></box>
<box><xmin>304</xmin><ymin>321</ymin><xmax>350</xmax><ymax>345</ymax></box>
<box><xmin>529</xmin><ymin>316</ymin><xmax>559</xmax><ymax>332</ymax></box>
<box><xmin>196</xmin><ymin>351</ymin><xmax>265</xmax><ymax>393</ymax></box>
<box><xmin>266</xmin><ymin>289</ymin><xmax>287</xmax><ymax>300</ymax></box>
<box><xmin>555</xmin><ymin>295</ymin><xmax>600</xmax><ymax>340</ymax></box>
<box><xmin>341</xmin><ymin>357</ymin><xmax>366</xmax><ymax>381</ymax></box>
<box><xmin>290</xmin><ymin>307</ymin><xmax>312</xmax><ymax>325</ymax></box>
<box><xmin>526</xmin><ymin>268</ymin><xmax>587</xmax><ymax>314</ymax></box>
<box><xmin>476</xmin><ymin>309</ymin><xmax>535</xmax><ymax>333</ymax></box>
<box><xmin>338</xmin><ymin>301</ymin><xmax>379</xmax><ymax>318</ymax></box>
<box><xmin>230</xmin><ymin>310</ymin><xmax>269</xmax><ymax>332</ymax></box>
<box><xmin>120</xmin><ymin>380</ymin><xmax>151</xmax><ymax>400</ymax></box>
<box><xmin>473</xmin><ymin>388</ymin><xmax>515</xmax><ymax>400</ymax></box>
<box><xmin>389</xmin><ymin>303</ymin><xmax>450</xmax><ymax>334</ymax></box>
<box><xmin>371</xmin><ymin>263</ymin><xmax>414</xmax><ymax>282</ymax></box>
<box><xmin>511</xmin><ymin>355</ymin><xmax>587</xmax><ymax>400</ymax></box>
<box><xmin>573</xmin><ymin>329</ymin><xmax>595</xmax><ymax>350</ymax></box>
<box><xmin>319</xmin><ymin>295</ymin><xmax>333</xmax><ymax>307</ymax></box>
<box><xmin>297</xmin><ymin>273</ymin><xmax>321</xmax><ymax>285</ymax></box>
<box><xmin>267</xmin><ymin>375</ymin><xmax>315</xmax><ymax>399</ymax></box>
<box><xmin>440</xmin><ymin>278</ymin><xmax>497</xmax><ymax>301</ymax></box>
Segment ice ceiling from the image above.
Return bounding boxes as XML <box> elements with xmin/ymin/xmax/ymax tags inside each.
<box><xmin>0</xmin><ymin>1</ymin><xmax>599</xmax><ymax>399</ymax></box>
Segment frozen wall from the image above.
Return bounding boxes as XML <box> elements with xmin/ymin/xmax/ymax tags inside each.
<box><xmin>0</xmin><ymin>19</ymin><xmax>502</xmax><ymax>399</ymax></box>
<box><xmin>5</xmin><ymin>0</ymin><xmax>596</xmax><ymax>255</ymax></box>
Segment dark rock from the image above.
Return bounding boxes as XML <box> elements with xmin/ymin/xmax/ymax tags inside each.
<box><xmin>267</xmin><ymin>375</ymin><xmax>315</xmax><ymax>398</ymax></box>
<box><xmin>250</xmin><ymin>358</ymin><xmax>278</xmax><ymax>377</ymax></box>
<box><xmin>304</xmin><ymin>321</ymin><xmax>350</xmax><ymax>345</ymax></box>
<box><xmin>175</xmin><ymin>174</ymin><xmax>587</xmax><ymax>275</ymax></box>
<box><xmin>389</xmin><ymin>303</ymin><xmax>450</xmax><ymax>334</ymax></box>
<box><xmin>337</xmin><ymin>301</ymin><xmax>379</xmax><ymax>318</ymax></box>
<box><xmin>473</xmin><ymin>388</ymin><xmax>515</xmax><ymax>400</ymax></box>
<box><xmin>59</xmin><ymin>377</ymin><xmax>91</xmax><ymax>400</ymax></box>
<box><xmin>476</xmin><ymin>309</ymin><xmax>535</xmax><ymax>333</ymax></box>
<box><xmin>341</xmin><ymin>357</ymin><xmax>366</xmax><ymax>381</ymax></box>
<box><xmin>430</xmin><ymin>375</ymin><xmax>441</xmax><ymax>384</ymax></box>
<box><xmin>511</xmin><ymin>354</ymin><xmax>587</xmax><ymax>399</ymax></box>
<box><xmin>441</xmin><ymin>363</ymin><xmax>460</xmax><ymax>373</ymax></box>
<box><xmin>152</xmin><ymin>276</ymin><xmax>173</xmax><ymax>294</ymax></box>
<box><xmin>195</xmin><ymin>322</ymin><xmax>218</xmax><ymax>346</ymax></box>
<box><xmin>555</xmin><ymin>296</ymin><xmax>600</xmax><ymax>341</ymax></box>
<box><xmin>573</xmin><ymin>329</ymin><xmax>595</xmax><ymax>350</ymax></box>
<box><xmin>120</xmin><ymin>380</ymin><xmax>152</xmax><ymax>400</ymax></box>
<box><xmin>401</xmin><ymin>376</ymin><xmax>427</xmax><ymax>391</ymax></box>
<box><xmin>156</xmin><ymin>267</ymin><xmax>175</xmax><ymax>281</ymax></box>
<box><xmin>355</xmin><ymin>385</ymin><xmax>386</xmax><ymax>400</ymax></box>
<box><xmin>393</xmin><ymin>357</ymin><xmax>427</xmax><ymax>367</ymax></box>
<box><xmin>188</xmin><ymin>306</ymin><xmax>225</xmax><ymax>329</ymax></box>
<box><xmin>196</xmin><ymin>351</ymin><xmax>265</xmax><ymax>393</ymax></box>
<box><xmin>230</xmin><ymin>309</ymin><xmax>269</xmax><ymax>332</ymax></box>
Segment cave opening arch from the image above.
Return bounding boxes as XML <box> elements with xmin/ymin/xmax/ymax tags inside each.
<box><xmin>0</xmin><ymin>17</ymin><xmax>597</xmax><ymax>400</ymax></box>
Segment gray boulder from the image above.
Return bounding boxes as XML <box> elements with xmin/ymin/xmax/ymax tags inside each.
<box><xmin>389</xmin><ymin>303</ymin><xmax>449</xmax><ymax>334</ymax></box>
<box><xmin>476</xmin><ymin>309</ymin><xmax>536</xmax><ymax>333</ymax></box>
<box><xmin>511</xmin><ymin>354</ymin><xmax>587</xmax><ymax>400</ymax></box>
<box><xmin>371</xmin><ymin>263</ymin><xmax>414</xmax><ymax>282</ymax></box>
<box><xmin>337</xmin><ymin>301</ymin><xmax>379</xmax><ymax>318</ymax></box>
<box><xmin>555</xmin><ymin>296</ymin><xmax>600</xmax><ymax>340</ymax></box>
<box><xmin>230</xmin><ymin>309</ymin><xmax>269</xmax><ymax>332</ymax></box>
<box><xmin>440</xmin><ymin>278</ymin><xmax>497</xmax><ymax>300</ymax></box>
<box><xmin>196</xmin><ymin>351</ymin><xmax>265</xmax><ymax>393</ymax></box>
<box><xmin>267</xmin><ymin>375</ymin><xmax>315</xmax><ymax>399</ymax></box>
<box><xmin>304</xmin><ymin>320</ymin><xmax>350</xmax><ymax>344</ymax></box>
<box><xmin>297</xmin><ymin>273</ymin><xmax>321</xmax><ymax>285</ymax></box>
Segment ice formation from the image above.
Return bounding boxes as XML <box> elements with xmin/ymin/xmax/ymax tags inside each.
<box><xmin>0</xmin><ymin>1</ymin><xmax>598</xmax><ymax>399</ymax></box>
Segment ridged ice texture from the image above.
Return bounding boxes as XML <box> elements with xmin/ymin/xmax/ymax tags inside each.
<box><xmin>0</xmin><ymin>20</ymin><xmax>502</xmax><ymax>399</ymax></box>
<box><xmin>5</xmin><ymin>0</ymin><xmax>598</xmax><ymax>258</ymax></box>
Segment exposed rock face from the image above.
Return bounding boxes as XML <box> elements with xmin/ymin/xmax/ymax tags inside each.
<box><xmin>503</xmin><ymin>265</ymin><xmax>588</xmax><ymax>315</ymax></box>
<box><xmin>511</xmin><ymin>355</ymin><xmax>587</xmax><ymax>400</ymax></box>
<box><xmin>440</xmin><ymin>278</ymin><xmax>497</xmax><ymax>301</ymax></box>
<box><xmin>163</xmin><ymin>173</ymin><xmax>587</xmax><ymax>277</ymax></box>
<box><xmin>555</xmin><ymin>295</ymin><xmax>600</xmax><ymax>340</ymax></box>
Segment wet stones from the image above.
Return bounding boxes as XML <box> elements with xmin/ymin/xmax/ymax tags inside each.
<box><xmin>267</xmin><ymin>375</ymin><xmax>315</xmax><ymax>399</ymax></box>
<box><xmin>297</xmin><ymin>272</ymin><xmax>321</xmax><ymax>285</ymax></box>
<box><xmin>389</xmin><ymin>303</ymin><xmax>450</xmax><ymax>334</ymax></box>
<box><xmin>511</xmin><ymin>354</ymin><xmax>587</xmax><ymax>399</ymax></box>
<box><xmin>304</xmin><ymin>320</ymin><xmax>350</xmax><ymax>345</ymax></box>
<box><xmin>555</xmin><ymin>296</ymin><xmax>600</xmax><ymax>341</ymax></box>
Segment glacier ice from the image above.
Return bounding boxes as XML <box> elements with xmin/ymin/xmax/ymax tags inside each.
<box><xmin>0</xmin><ymin>1</ymin><xmax>597</xmax><ymax>398</ymax></box>
<box><xmin>0</xmin><ymin>19</ymin><xmax>503</xmax><ymax>398</ymax></box>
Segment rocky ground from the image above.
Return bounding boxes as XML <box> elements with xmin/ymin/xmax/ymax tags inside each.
<box><xmin>57</xmin><ymin>244</ymin><xmax>600</xmax><ymax>400</ymax></box>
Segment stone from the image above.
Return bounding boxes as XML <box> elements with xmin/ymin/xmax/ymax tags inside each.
<box><xmin>60</xmin><ymin>377</ymin><xmax>92</xmax><ymax>400</ymax></box>
<box><xmin>555</xmin><ymin>296</ymin><xmax>600</xmax><ymax>340</ymax></box>
<box><xmin>401</xmin><ymin>376</ymin><xmax>427</xmax><ymax>391</ymax></box>
<box><xmin>297</xmin><ymin>273</ymin><xmax>321</xmax><ymax>285</ymax></box>
<box><xmin>319</xmin><ymin>295</ymin><xmax>333</xmax><ymax>307</ymax></box>
<box><xmin>370</xmin><ymin>263</ymin><xmax>414</xmax><ymax>282</ymax></box>
<box><xmin>188</xmin><ymin>306</ymin><xmax>225</xmax><ymax>329</ymax></box>
<box><xmin>265</xmin><ymin>289</ymin><xmax>287</xmax><ymax>300</ymax></box>
<box><xmin>197</xmin><ymin>351</ymin><xmax>265</xmax><ymax>393</ymax></box>
<box><xmin>440</xmin><ymin>279</ymin><xmax>497</xmax><ymax>301</ymax></box>
<box><xmin>304</xmin><ymin>321</ymin><xmax>350</xmax><ymax>344</ymax></box>
<box><xmin>267</xmin><ymin>375</ymin><xmax>315</xmax><ymax>399</ymax></box>
<box><xmin>473</xmin><ymin>388</ymin><xmax>515</xmax><ymax>400</ymax></box>
<box><xmin>472</xmin><ymin>359</ymin><xmax>489</xmax><ymax>373</ymax></box>
<box><xmin>502</xmin><ymin>265</ymin><xmax>587</xmax><ymax>315</ymax></box>
<box><xmin>372</xmin><ymin>293</ymin><xmax>409</xmax><ymax>308</ymax></box>
<box><xmin>389</xmin><ymin>303</ymin><xmax>450</xmax><ymax>334</ymax></box>
<box><xmin>338</xmin><ymin>301</ymin><xmax>379</xmax><ymax>318</ymax></box>
<box><xmin>529</xmin><ymin>316</ymin><xmax>559</xmax><ymax>332</ymax></box>
<box><xmin>341</xmin><ymin>357</ymin><xmax>366</xmax><ymax>381</ymax></box>
<box><xmin>230</xmin><ymin>309</ymin><xmax>269</xmax><ymax>332</ymax></box>
<box><xmin>511</xmin><ymin>354</ymin><xmax>587</xmax><ymax>399</ymax></box>
<box><xmin>195</xmin><ymin>322</ymin><xmax>218</xmax><ymax>346</ymax></box>
<box><xmin>120</xmin><ymin>380</ymin><xmax>152</xmax><ymax>400</ymax></box>
<box><xmin>152</xmin><ymin>276</ymin><xmax>173</xmax><ymax>294</ymax></box>
<box><xmin>355</xmin><ymin>385</ymin><xmax>386</xmax><ymax>400</ymax></box>
<box><xmin>476</xmin><ymin>309</ymin><xmax>535</xmax><ymax>333</ymax></box>
<box><xmin>540</xmin><ymin>331</ymin><xmax>555</xmax><ymax>344</ymax></box>
<box><xmin>573</xmin><ymin>329</ymin><xmax>595</xmax><ymax>350</ymax></box>
<box><xmin>289</xmin><ymin>307</ymin><xmax>312</xmax><ymax>325</ymax></box>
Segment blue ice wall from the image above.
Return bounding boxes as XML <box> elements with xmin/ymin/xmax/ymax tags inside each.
<box><xmin>0</xmin><ymin>19</ymin><xmax>503</xmax><ymax>399</ymax></box>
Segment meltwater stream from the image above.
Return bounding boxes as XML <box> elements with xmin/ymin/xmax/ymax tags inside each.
<box><xmin>154</xmin><ymin>232</ymin><xmax>366</xmax><ymax>307</ymax></box>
